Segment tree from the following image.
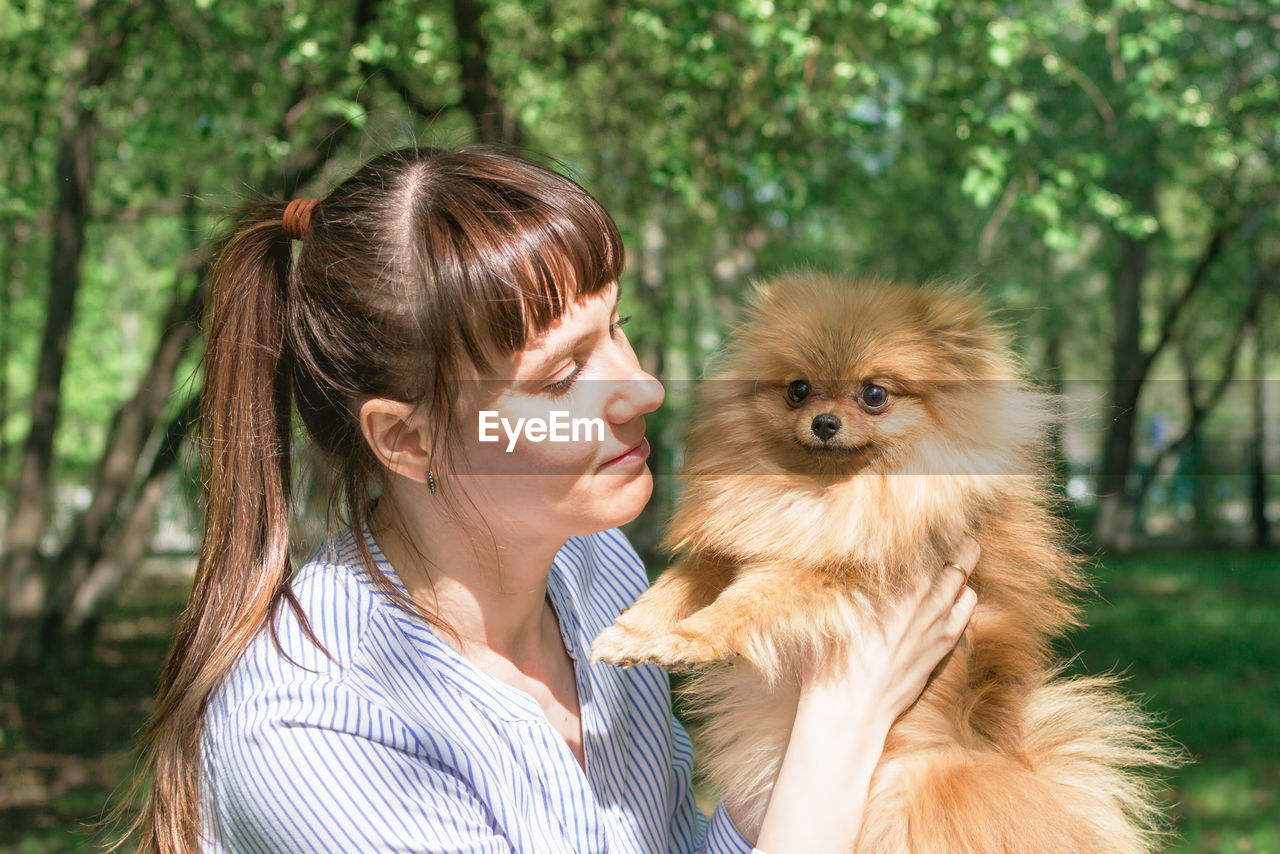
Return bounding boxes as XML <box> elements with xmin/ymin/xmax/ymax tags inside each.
<box><xmin>0</xmin><ymin>0</ymin><xmax>546</xmax><ymax>661</ymax></box>
<box><xmin>2</xmin><ymin>0</ymin><xmax>146</xmax><ymax>659</ymax></box>
<box><xmin>2</xmin><ymin>0</ymin><xmax>1275</xmax><ymax>665</ymax></box>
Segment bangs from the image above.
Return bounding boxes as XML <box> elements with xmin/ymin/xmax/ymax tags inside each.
<box><xmin>403</xmin><ymin>150</ymin><xmax>625</xmax><ymax>377</ymax></box>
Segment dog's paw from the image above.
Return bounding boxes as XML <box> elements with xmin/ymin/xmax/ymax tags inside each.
<box><xmin>591</xmin><ymin>623</ymin><xmax>657</xmax><ymax>667</ymax></box>
<box><xmin>592</xmin><ymin>624</ymin><xmax>733</xmax><ymax>670</ymax></box>
<box><xmin>639</xmin><ymin>631</ymin><xmax>730</xmax><ymax>671</ymax></box>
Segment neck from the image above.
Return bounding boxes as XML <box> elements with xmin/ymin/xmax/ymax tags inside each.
<box><xmin>369</xmin><ymin>483</ymin><xmax>565</xmax><ymax>664</ymax></box>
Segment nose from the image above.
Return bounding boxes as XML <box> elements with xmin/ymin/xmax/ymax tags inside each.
<box><xmin>602</xmin><ymin>348</ymin><xmax>665</xmax><ymax>424</ymax></box>
<box><xmin>811</xmin><ymin>413</ymin><xmax>841</xmax><ymax>441</ymax></box>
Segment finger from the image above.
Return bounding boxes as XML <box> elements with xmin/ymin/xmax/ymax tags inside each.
<box><xmin>908</xmin><ymin>537</ymin><xmax>983</xmax><ymax>616</ymax></box>
<box><xmin>939</xmin><ymin>562</ymin><xmax>969</xmax><ymax>602</ymax></box>
<box><xmin>934</xmin><ymin>539</ymin><xmax>979</xmax><ymax>597</ymax></box>
<box><xmin>922</xmin><ymin>564</ymin><xmax>969</xmax><ymax>622</ymax></box>
<box><xmin>948</xmin><ymin>537</ymin><xmax>981</xmax><ymax>580</ymax></box>
<box><xmin>947</xmin><ymin>585</ymin><xmax>977</xmax><ymax>635</ymax></box>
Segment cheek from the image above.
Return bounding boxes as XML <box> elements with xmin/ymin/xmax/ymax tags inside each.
<box><xmin>868</xmin><ymin>399</ymin><xmax>930</xmax><ymax>445</ymax></box>
<box><xmin>462</xmin><ymin>412</ymin><xmax>605</xmax><ymax>476</ymax></box>
<box><xmin>749</xmin><ymin>395</ymin><xmax>800</xmax><ymax>439</ymax></box>
<box><xmin>785</xmin><ymin>407</ymin><xmax>813</xmax><ymax>443</ymax></box>
<box><xmin>518</xmin><ymin>434</ymin><xmax>602</xmax><ymax>475</ymax></box>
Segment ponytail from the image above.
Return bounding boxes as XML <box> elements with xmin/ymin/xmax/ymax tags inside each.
<box><xmin>124</xmin><ymin>204</ymin><xmax>304</xmax><ymax>853</ymax></box>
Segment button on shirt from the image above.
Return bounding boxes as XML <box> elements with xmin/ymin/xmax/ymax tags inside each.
<box><xmin>200</xmin><ymin>527</ymin><xmax>755</xmax><ymax>853</ymax></box>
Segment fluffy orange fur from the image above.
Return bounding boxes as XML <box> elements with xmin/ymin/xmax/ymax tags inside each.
<box><xmin>592</xmin><ymin>274</ymin><xmax>1179</xmax><ymax>853</ymax></box>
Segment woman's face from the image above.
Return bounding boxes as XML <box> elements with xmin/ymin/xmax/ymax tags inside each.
<box><xmin>446</xmin><ymin>282</ymin><xmax>665</xmax><ymax>543</ymax></box>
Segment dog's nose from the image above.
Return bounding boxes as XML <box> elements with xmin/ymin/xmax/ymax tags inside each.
<box><xmin>811</xmin><ymin>413</ymin><xmax>841</xmax><ymax>441</ymax></box>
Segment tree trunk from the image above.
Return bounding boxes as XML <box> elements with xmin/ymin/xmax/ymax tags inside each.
<box><xmin>12</xmin><ymin>0</ymin><xmax>391</xmax><ymax>657</ymax></box>
<box><xmin>1131</xmin><ymin>258</ymin><xmax>1266</xmax><ymax>531</ymax></box>
<box><xmin>1093</xmin><ymin>233</ymin><xmax>1148</xmax><ymax>550</ymax></box>
<box><xmin>1249</xmin><ymin>296</ymin><xmax>1271</xmax><ymax>548</ymax></box>
<box><xmin>49</xmin><ymin>266</ymin><xmax>206</xmax><ymax>616</ymax></box>
<box><xmin>1</xmin><ymin>15</ymin><xmax>102</xmax><ymax>659</ymax></box>
<box><xmin>1093</xmin><ymin>213</ymin><xmax>1232</xmax><ymax>550</ymax></box>
<box><xmin>451</xmin><ymin>0</ymin><xmax>524</xmax><ymax>145</ymax></box>
<box><xmin>63</xmin><ymin>394</ymin><xmax>200</xmax><ymax>641</ymax></box>
<box><xmin>0</xmin><ymin>223</ymin><xmax>17</xmax><ymax>499</ymax></box>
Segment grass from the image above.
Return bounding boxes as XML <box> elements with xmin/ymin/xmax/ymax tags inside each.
<box><xmin>1066</xmin><ymin>550</ymin><xmax>1280</xmax><ymax>853</ymax></box>
<box><xmin>0</xmin><ymin>551</ymin><xmax>1277</xmax><ymax>852</ymax></box>
<box><xmin>0</xmin><ymin>571</ymin><xmax>188</xmax><ymax>853</ymax></box>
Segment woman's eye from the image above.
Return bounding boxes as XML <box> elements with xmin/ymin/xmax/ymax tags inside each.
<box><xmin>548</xmin><ymin>361</ymin><xmax>585</xmax><ymax>395</ymax></box>
<box><xmin>545</xmin><ymin>316</ymin><xmax>629</xmax><ymax>395</ymax></box>
<box><xmin>860</xmin><ymin>384</ymin><xmax>889</xmax><ymax>409</ymax></box>
<box><xmin>786</xmin><ymin>380</ymin><xmax>811</xmax><ymax>405</ymax></box>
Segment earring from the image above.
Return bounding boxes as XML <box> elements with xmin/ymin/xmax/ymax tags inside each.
<box><xmin>427</xmin><ymin>470</ymin><xmax>437</xmax><ymax>495</ymax></box>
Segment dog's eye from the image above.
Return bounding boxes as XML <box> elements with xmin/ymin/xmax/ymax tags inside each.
<box><xmin>786</xmin><ymin>380</ymin><xmax>811</xmax><ymax>405</ymax></box>
<box><xmin>860</xmin><ymin>384</ymin><xmax>889</xmax><ymax>410</ymax></box>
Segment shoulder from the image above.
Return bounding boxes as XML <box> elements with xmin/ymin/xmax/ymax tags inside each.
<box><xmin>219</xmin><ymin>535</ymin><xmax>368</xmax><ymax>671</ymax></box>
<box><xmin>201</xmin><ymin>532</ymin><xmax>507</xmax><ymax>822</ymax></box>
<box><xmin>204</xmin><ymin>530</ymin><xmax>419</xmax><ymax>741</ymax></box>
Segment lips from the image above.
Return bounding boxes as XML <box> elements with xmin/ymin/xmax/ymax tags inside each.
<box><xmin>601</xmin><ymin>437</ymin><xmax>650</xmax><ymax>469</ymax></box>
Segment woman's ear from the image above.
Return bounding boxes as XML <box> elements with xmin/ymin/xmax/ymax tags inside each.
<box><xmin>359</xmin><ymin>398</ymin><xmax>432</xmax><ymax>483</ymax></box>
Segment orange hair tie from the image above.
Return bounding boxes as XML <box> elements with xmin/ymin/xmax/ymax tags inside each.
<box><xmin>282</xmin><ymin>197</ymin><xmax>321</xmax><ymax>240</ymax></box>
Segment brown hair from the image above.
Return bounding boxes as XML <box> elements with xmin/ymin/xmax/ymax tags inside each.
<box><xmin>125</xmin><ymin>147</ymin><xmax>624</xmax><ymax>852</ymax></box>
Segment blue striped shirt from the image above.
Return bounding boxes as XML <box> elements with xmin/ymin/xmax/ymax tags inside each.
<box><xmin>200</xmin><ymin>526</ymin><xmax>754</xmax><ymax>853</ymax></box>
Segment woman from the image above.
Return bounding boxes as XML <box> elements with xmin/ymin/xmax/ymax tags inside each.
<box><xmin>130</xmin><ymin>147</ymin><xmax>978</xmax><ymax>853</ymax></box>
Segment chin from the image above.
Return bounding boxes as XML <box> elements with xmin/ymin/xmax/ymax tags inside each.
<box><xmin>572</xmin><ymin>466</ymin><xmax>654</xmax><ymax>537</ymax></box>
<box><xmin>593</xmin><ymin>273</ymin><xmax>1180</xmax><ymax>852</ymax></box>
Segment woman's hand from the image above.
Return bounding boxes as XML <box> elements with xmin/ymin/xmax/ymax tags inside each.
<box><xmin>801</xmin><ymin>537</ymin><xmax>980</xmax><ymax>731</ymax></box>
<box><xmin>752</xmin><ymin>539</ymin><xmax>980</xmax><ymax>854</ymax></box>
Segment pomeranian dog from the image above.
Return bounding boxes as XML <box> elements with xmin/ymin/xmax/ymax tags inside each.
<box><xmin>593</xmin><ymin>274</ymin><xmax>1177</xmax><ymax>853</ymax></box>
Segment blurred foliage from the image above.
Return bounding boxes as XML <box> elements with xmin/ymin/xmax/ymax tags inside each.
<box><xmin>1</xmin><ymin>0</ymin><xmax>1275</xmax><ymax>494</ymax></box>
<box><xmin>0</xmin><ymin>0</ymin><xmax>1274</xmax><ymax>657</ymax></box>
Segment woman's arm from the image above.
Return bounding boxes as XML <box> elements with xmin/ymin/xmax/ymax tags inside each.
<box><xmin>751</xmin><ymin>539</ymin><xmax>980</xmax><ymax>853</ymax></box>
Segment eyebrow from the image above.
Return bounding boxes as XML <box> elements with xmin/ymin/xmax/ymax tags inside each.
<box><xmin>527</xmin><ymin>287</ymin><xmax>623</xmax><ymax>379</ymax></box>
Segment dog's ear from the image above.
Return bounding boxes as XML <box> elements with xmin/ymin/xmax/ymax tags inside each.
<box><xmin>915</xmin><ymin>287</ymin><xmax>988</xmax><ymax>337</ymax></box>
<box><xmin>745</xmin><ymin>279</ymin><xmax>774</xmax><ymax>310</ymax></box>
<box><xmin>911</xmin><ymin>285</ymin><xmax>1014</xmax><ymax>377</ymax></box>
<box><xmin>743</xmin><ymin>270</ymin><xmax>822</xmax><ymax>315</ymax></box>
